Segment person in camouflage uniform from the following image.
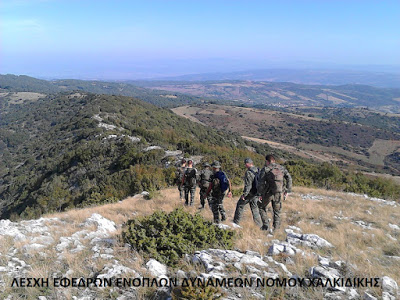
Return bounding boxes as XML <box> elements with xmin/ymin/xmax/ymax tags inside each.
<box><xmin>198</xmin><ymin>162</ymin><xmax>213</xmax><ymax>209</ymax></box>
<box><xmin>183</xmin><ymin>160</ymin><xmax>197</xmax><ymax>206</ymax></box>
<box><xmin>233</xmin><ymin>158</ymin><xmax>262</xmax><ymax>227</ymax></box>
<box><xmin>257</xmin><ymin>154</ymin><xmax>292</xmax><ymax>233</ymax></box>
<box><xmin>206</xmin><ymin>161</ymin><xmax>232</xmax><ymax>223</ymax></box>
<box><xmin>176</xmin><ymin>159</ymin><xmax>187</xmax><ymax>200</ymax></box>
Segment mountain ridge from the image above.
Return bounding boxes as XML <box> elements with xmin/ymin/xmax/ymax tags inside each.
<box><xmin>150</xmin><ymin>68</ymin><xmax>400</xmax><ymax>88</ymax></box>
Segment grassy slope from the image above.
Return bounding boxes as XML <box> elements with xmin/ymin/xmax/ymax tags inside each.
<box><xmin>1</xmin><ymin>186</ymin><xmax>398</xmax><ymax>298</ymax></box>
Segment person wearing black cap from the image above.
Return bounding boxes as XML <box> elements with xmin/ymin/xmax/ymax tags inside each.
<box><xmin>206</xmin><ymin>160</ymin><xmax>232</xmax><ymax>223</ymax></box>
<box><xmin>176</xmin><ymin>158</ymin><xmax>187</xmax><ymax>200</ymax></box>
<box><xmin>183</xmin><ymin>159</ymin><xmax>197</xmax><ymax>206</ymax></box>
<box><xmin>198</xmin><ymin>162</ymin><xmax>213</xmax><ymax>209</ymax></box>
<box><xmin>233</xmin><ymin>158</ymin><xmax>262</xmax><ymax>227</ymax></box>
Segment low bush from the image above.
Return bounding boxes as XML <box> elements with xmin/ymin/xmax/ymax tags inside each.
<box><xmin>122</xmin><ymin>208</ymin><xmax>235</xmax><ymax>267</ymax></box>
<box><xmin>172</xmin><ymin>285</ymin><xmax>225</xmax><ymax>300</ymax></box>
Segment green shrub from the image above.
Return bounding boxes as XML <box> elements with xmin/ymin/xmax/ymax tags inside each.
<box><xmin>231</xmin><ymin>187</ymin><xmax>243</xmax><ymax>197</ymax></box>
<box><xmin>285</xmin><ymin>159</ymin><xmax>400</xmax><ymax>200</ymax></box>
<box><xmin>172</xmin><ymin>285</ymin><xmax>225</xmax><ymax>300</ymax></box>
<box><xmin>122</xmin><ymin>208</ymin><xmax>235</xmax><ymax>267</ymax></box>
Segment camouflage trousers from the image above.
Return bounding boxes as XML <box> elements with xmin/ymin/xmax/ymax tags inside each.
<box><xmin>199</xmin><ymin>187</ymin><xmax>212</xmax><ymax>208</ymax></box>
<box><xmin>178</xmin><ymin>184</ymin><xmax>184</xmax><ymax>199</ymax></box>
<box><xmin>210</xmin><ymin>194</ymin><xmax>226</xmax><ymax>223</ymax></box>
<box><xmin>184</xmin><ymin>186</ymin><xmax>196</xmax><ymax>206</ymax></box>
<box><xmin>258</xmin><ymin>192</ymin><xmax>282</xmax><ymax>230</ymax></box>
<box><xmin>233</xmin><ymin>194</ymin><xmax>262</xmax><ymax>227</ymax></box>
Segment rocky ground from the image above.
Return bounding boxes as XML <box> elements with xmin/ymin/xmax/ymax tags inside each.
<box><xmin>0</xmin><ymin>189</ymin><xmax>399</xmax><ymax>299</ymax></box>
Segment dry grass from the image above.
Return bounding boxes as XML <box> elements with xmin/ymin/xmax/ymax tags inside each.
<box><xmin>2</xmin><ymin>185</ymin><xmax>399</xmax><ymax>298</ymax></box>
<box><xmin>44</xmin><ymin>186</ymin><xmax>400</xmax><ymax>286</ymax></box>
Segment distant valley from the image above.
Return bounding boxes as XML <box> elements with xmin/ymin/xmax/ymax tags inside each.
<box><xmin>136</xmin><ymin>80</ymin><xmax>400</xmax><ymax>113</ymax></box>
<box><xmin>153</xmin><ymin>68</ymin><xmax>400</xmax><ymax>88</ymax></box>
<box><xmin>172</xmin><ymin>104</ymin><xmax>400</xmax><ymax>176</ymax></box>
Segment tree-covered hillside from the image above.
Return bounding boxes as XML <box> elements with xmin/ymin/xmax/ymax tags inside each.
<box><xmin>0</xmin><ymin>92</ymin><xmax>271</xmax><ymax>219</ymax></box>
<box><xmin>0</xmin><ymin>74</ymin><xmax>204</xmax><ymax>107</ymax></box>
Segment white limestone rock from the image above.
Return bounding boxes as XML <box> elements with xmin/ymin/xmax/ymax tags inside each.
<box><xmin>287</xmin><ymin>225</ymin><xmax>302</xmax><ymax>232</ymax></box>
<box><xmin>386</xmin><ymin>233</ymin><xmax>397</xmax><ymax>241</ymax></box>
<box><xmin>352</xmin><ymin>220</ymin><xmax>374</xmax><ymax>230</ymax></box>
<box><xmin>0</xmin><ymin>220</ymin><xmax>26</xmax><ymax>241</ymax></box>
<box><xmin>363</xmin><ymin>291</ymin><xmax>378</xmax><ymax>300</ymax></box>
<box><xmin>245</xmin><ymin>250</ymin><xmax>261</xmax><ymax>258</ymax></box>
<box><xmin>83</xmin><ymin>213</ymin><xmax>117</xmax><ymax>234</ymax></box>
<box><xmin>318</xmin><ymin>256</ymin><xmax>331</xmax><ymax>267</ymax></box>
<box><xmin>217</xmin><ymin>224</ymin><xmax>231</xmax><ymax>230</ymax></box>
<box><xmin>246</xmin><ymin>265</ymin><xmax>261</xmax><ymax>275</ymax></box>
<box><xmin>302</xmin><ymin>234</ymin><xmax>334</xmax><ymax>248</ymax></box>
<box><xmin>388</xmin><ymin>223</ymin><xmax>400</xmax><ymax>231</ymax></box>
<box><xmin>164</xmin><ymin>150</ymin><xmax>182</xmax><ymax>157</ymax></box>
<box><xmin>310</xmin><ymin>266</ymin><xmax>340</xmax><ymax>279</ymax></box>
<box><xmin>143</xmin><ymin>146</ymin><xmax>163</xmax><ymax>152</ymax></box>
<box><xmin>267</xmin><ymin>241</ymin><xmax>304</xmax><ymax>257</ymax></box>
<box><xmin>382</xmin><ymin>292</ymin><xmax>396</xmax><ymax>300</ymax></box>
<box><xmin>98</xmin><ymin>261</ymin><xmax>137</xmax><ymax>279</ymax></box>
<box><xmin>268</xmin><ymin>244</ymin><xmax>285</xmax><ymax>256</ymax></box>
<box><xmin>146</xmin><ymin>259</ymin><xmax>167</xmax><ymax>277</ymax></box>
<box><xmin>176</xmin><ymin>270</ymin><xmax>187</xmax><ymax>279</ymax></box>
<box><xmin>239</xmin><ymin>254</ymin><xmax>268</xmax><ymax>267</ymax></box>
<box><xmin>381</xmin><ymin>276</ymin><xmax>398</xmax><ymax>297</ymax></box>
<box><xmin>193</xmin><ymin>251</ymin><xmax>215</xmax><ymax>272</ymax></box>
<box><xmin>347</xmin><ymin>288</ymin><xmax>359</xmax><ymax>300</ymax></box>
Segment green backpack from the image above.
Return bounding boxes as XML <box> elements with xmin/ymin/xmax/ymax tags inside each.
<box><xmin>265</xmin><ymin>164</ymin><xmax>284</xmax><ymax>193</ymax></box>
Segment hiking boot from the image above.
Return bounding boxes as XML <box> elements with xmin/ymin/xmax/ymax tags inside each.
<box><xmin>198</xmin><ymin>205</ymin><xmax>205</xmax><ymax>210</ymax></box>
<box><xmin>260</xmin><ymin>225</ymin><xmax>269</xmax><ymax>231</ymax></box>
<box><xmin>221</xmin><ymin>215</ymin><xmax>226</xmax><ymax>222</ymax></box>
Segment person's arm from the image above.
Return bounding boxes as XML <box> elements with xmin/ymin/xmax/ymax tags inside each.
<box><xmin>241</xmin><ymin>170</ymin><xmax>253</xmax><ymax>199</ymax></box>
<box><xmin>227</xmin><ymin>178</ymin><xmax>232</xmax><ymax>198</ymax></box>
<box><xmin>206</xmin><ymin>180</ymin><xmax>213</xmax><ymax>197</ymax></box>
<box><xmin>283</xmin><ymin>168</ymin><xmax>292</xmax><ymax>199</ymax></box>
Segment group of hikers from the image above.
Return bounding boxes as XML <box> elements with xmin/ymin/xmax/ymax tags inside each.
<box><xmin>176</xmin><ymin>154</ymin><xmax>292</xmax><ymax>233</ymax></box>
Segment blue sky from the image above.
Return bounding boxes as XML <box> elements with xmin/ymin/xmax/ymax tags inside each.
<box><xmin>1</xmin><ymin>0</ymin><xmax>399</xmax><ymax>79</ymax></box>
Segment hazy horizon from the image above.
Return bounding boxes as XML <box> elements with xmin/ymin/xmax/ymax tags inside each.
<box><xmin>1</xmin><ymin>0</ymin><xmax>399</xmax><ymax>80</ymax></box>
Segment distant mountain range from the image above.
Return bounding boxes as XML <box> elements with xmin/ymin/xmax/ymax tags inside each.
<box><xmin>153</xmin><ymin>68</ymin><xmax>400</xmax><ymax>88</ymax></box>
<box><xmin>134</xmin><ymin>80</ymin><xmax>400</xmax><ymax>113</ymax></box>
<box><xmin>0</xmin><ymin>74</ymin><xmax>204</xmax><ymax>108</ymax></box>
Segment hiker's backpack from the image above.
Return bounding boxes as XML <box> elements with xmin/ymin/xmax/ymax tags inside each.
<box><xmin>213</xmin><ymin>171</ymin><xmax>229</xmax><ymax>194</ymax></box>
<box><xmin>249</xmin><ymin>168</ymin><xmax>260</xmax><ymax>194</ymax></box>
<box><xmin>184</xmin><ymin>168</ymin><xmax>197</xmax><ymax>187</ymax></box>
<box><xmin>176</xmin><ymin>166</ymin><xmax>186</xmax><ymax>184</ymax></box>
<box><xmin>265</xmin><ymin>164</ymin><xmax>284</xmax><ymax>193</ymax></box>
<box><xmin>200</xmin><ymin>169</ymin><xmax>213</xmax><ymax>189</ymax></box>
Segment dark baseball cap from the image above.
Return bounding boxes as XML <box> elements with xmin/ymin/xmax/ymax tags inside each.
<box><xmin>244</xmin><ymin>158</ymin><xmax>253</xmax><ymax>164</ymax></box>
